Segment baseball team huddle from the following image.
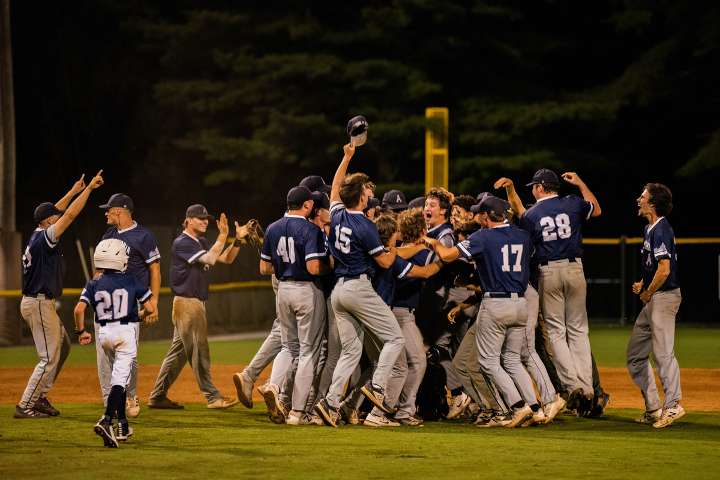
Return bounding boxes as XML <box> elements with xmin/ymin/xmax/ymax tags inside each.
<box><xmin>14</xmin><ymin>134</ymin><xmax>684</xmax><ymax>448</ymax></box>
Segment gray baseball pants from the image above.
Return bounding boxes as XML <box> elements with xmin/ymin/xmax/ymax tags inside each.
<box><xmin>626</xmin><ymin>289</ymin><xmax>682</xmax><ymax>411</ymax></box>
<box><xmin>523</xmin><ymin>285</ymin><xmax>556</xmax><ymax>405</ymax></box>
<box><xmin>453</xmin><ymin>319</ymin><xmax>508</xmax><ymax>413</ymax></box>
<box><xmin>269</xmin><ymin>280</ymin><xmax>325</xmax><ymax>412</ymax></box>
<box><xmin>150</xmin><ymin>296</ymin><xmax>223</xmax><ymax>404</ymax></box>
<box><xmin>326</xmin><ymin>275</ymin><xmax>405</xmax><ymax>408</ymax></box>
<box><xmin>305</xmin><ymin>296</ymin><xmax>341</xmax><ymax>411</ymax></box>
<box><xmin>431</xmin><ymin>286</ymin><xmax>473</xmax><ymax>391</ymax></box>
<box><xmin>539</xmin><ymin>258</ymin><xmax>593</xmax><ymax>394</ymax></box>
<box><xmin>244</xmin><ymin>317</ymin><xmax>282</xmax><ymax>383</ymax></box>
<box><xmin>362</xmin><ymin>329</ymin><xmax>408</xmax><ymax>418</ymax></box>
<box><xmin>95</xmin><ymin>321</ymin><xmax>139</xmax><ymax>406</ymax></box>
<box><xmin>391</xmin><ymin>307</ymin><xmax>426</xmax><ymax>419</ymax></box>
<box><xmin>19</xmin><ymin>295</ymin><xmax>71</xmax><ymax>409</ymax></box>
<box><xmin>476</xmin><ymin>295</ymin><xmax>537</xmax><ymax>407</ymax></box>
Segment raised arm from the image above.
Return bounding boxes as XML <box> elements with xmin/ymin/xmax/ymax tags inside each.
<box><xmin>217</xmin><ymin>220</ymin><xmax>253</xmax><ymax>264</ymax></box>
<box><xmin>198</xmin><ymin>214</ymin><xmax>229</xmax><ymax>265</ymax></box>
<box><xmin>562</xmin><ymin>172</ymin><xmax>601</xmax><ymax>217</ymax></box>
<box><xmin>53</xmin><ymin>170</ymin><xmax>104</xmax><ymax>237</ymax></box>
<box><xmin>494</xmin><ymin>177</ymin><xmax>526</xmax><ymax>216</ymax></box>
<box><xmin>56</xmin><ymin>174</ymin><xmax>86</xmax><ymax>210</ymax></box>
<box><xmin>330</xmin><ymin>143</ymin><xmax>356</xmax><ymax>204</ymax></box>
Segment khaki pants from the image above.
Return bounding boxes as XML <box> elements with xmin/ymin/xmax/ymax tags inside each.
<box><xmin>19</xmin><ymin>295</ymin><xmax>71</xmax><ymax>408</ymax></box>
<box><xmin>150</xmin><ymin>296</ymin><xmax>222</xmax><ymax>404</ymax></box>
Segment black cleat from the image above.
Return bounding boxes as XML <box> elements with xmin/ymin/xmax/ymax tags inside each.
<box><xmin>360</xmin><ymin>381</ymin><xmax>395</xmax><ymax>415</ymax></box>
<box><xmin>94</xmin><ymin>416</ymin><xmax>118</xmax><ymax>448</ymax></box>
<box><xmin>315</xmin><ymin>398</ymin><xmax>340</xmax><ymax>427</ymax></box>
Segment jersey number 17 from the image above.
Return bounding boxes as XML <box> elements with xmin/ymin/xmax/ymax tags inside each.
<box><xmin>501</xmin><ymin>244</ymin><xmax>523</xmax><ymax>272</ymax></box>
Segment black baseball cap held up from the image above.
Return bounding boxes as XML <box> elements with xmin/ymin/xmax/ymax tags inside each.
<box><xmin>347</xmin><ymin>116</ymin><xmax>368</xmax><ymax>146</ymax></box>
<box><xmin>300</xmin><ymin>175</ymin><xmax>331</xmax><ymax>193</ymax></box>
<box><xmin>287</xmin><ymin>185</ymin><xmax>314</xmax><ymax>205</ymax></box>
<box><xmin>99</xmin><ymin>193</ymin><xmax>134</xmax><ymax>212</ymax></box>
<box><xmin>526</xmin><ymin>168</ymin><xmax>559</xmax><ymax>187</ymax></box>
<box><xmin>382</xmin><ymin>190</ymin><xmax>409</xmax><ymax>211</ymax></box>
<box><xmin>186</xmin><ymin>204</ymin><xmax>215</xmax><ymax>222</ymax></box>
<box><xmin>34</xmin><ymin>202</ymin><xmax>65</xmax><ymax>223</ymax></box>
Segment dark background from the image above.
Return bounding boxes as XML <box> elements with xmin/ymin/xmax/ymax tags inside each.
<box><xmin>8</xmin><ymin>0</ymin><xmax>720</xmax><ymax>325</ymax></box>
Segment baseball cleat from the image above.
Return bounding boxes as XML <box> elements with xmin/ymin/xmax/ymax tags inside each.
<box><xmin>446</xmin><ymin>392</ymin><xmax>471</xmax><ymax>419</ymax></box>
<box><xmin>394</xmin><ymin>415</ymin><xmax>424</xmax><ymax>426</ymax></box>
<box><xmin>32</xmin><ymin>397</ymin><xmax>59</xmax><ymax>416</ymax></box>
<box><xmin>306</xmin><ymin>413</ymin><xmax>324</xmax><ymax>426</ymax></box>
<box><xmin>360</xmin><ymin>381</ymin><xmax>394</xmax><ymax>415</ymax></box>
<box><xmin>589</xmin><ymin>392</ymin><xmax>610</xmax><ymax>418</ymax></box>
<box><xmin>233</xmin><ymin>371</ymin><xmax>255</xmax><ymax>409</ymax></box>
<box><xmin>257</xmin><ymin>383</ymin><xmax>268</xmax><ymax>395</ymax></box>
<box><xmin>116</xmin><ymin>421</ymin><xmax>133</xmax><ymax>441</ymax></box>
<box><xmin>339</xmin><ymin>402</ymin><xmax>360</xmax><ymax>425</ymax></box>
<box><xmin>464</xmin><ymin>401</ymin><xmax>480</xmax><ymax>420</ymax></box>
<box><xmin>286</xmin><ymin>410</ymin><xmax>304</xmax><ymax>425</ymax></box>
<box><xmin>476</xmin><ymin>411</ymin><xmax>511</xmax><ymax>428</ymax></box>
<box><xmin>315</xmin><ymin>398</ymin><xmax>340</xmax><ymax>428</ymax></box>
<box><xmin>94</xmin><ymin>416</ymin><xmax>118</xmax><ymax>448</ymax></box>
<box><xmin>13</xmin><ymin>405</ymin><xmax>49</xmax><ymax>419</ymax></box>
<box><xmin>566</xmin><ymin>388</ymin><xmax>585</xmax><ymax>411</ymax></box>
<box><xmin>363</xmin><ymin>413</ymin><xmax>400</xmax><ymax>427</ymax></box>
<box><xmin>474</xmin><ymin>409</ymin><xmax>494</xmax><ymax>426</ymax></box>
<box><xmin>207</xmin><ymin>396</ymin><xmax>240</xmax><ymax>409</ymax></box>
<box><xmin>542</xmin><ymin>394</ymin><xmax>567</xmax><ymax>424</ymax></box>
<box><xmin>147</xmin><ymin>397</ymin><xmax>184</xmax><ymax>409</ymax></box>
<box><xmin>653</xmin><ymin>405</ymin><xmax>685</xmax><ymax>429</ymax></box>
<box><xmin>520</xmin><ymin>408</ymin><xmax>546</xmax><ymax>427</ymax></box>
<box><xmin>576</xmin><ymin>393</ymin><xmax>594</xmax><ymax>417</ymax></box>
<box><xmin>504</xmin><ymin>404</ymin><xmax>534</xmax><ymax>428</ymax></box>
<box><xmin>635</xmin><ymin>408</ymin><xmax>662</xmax><ymax>423</ymax></box>
<box><xmin>261</xmin><ymin>385</ymin><xmax>286</xmax><ymax>424</ymax></box>
<box><xmin>126</xmin><ymin>395</ymin><xmax>140</xmax><ymax>418</ymax></box>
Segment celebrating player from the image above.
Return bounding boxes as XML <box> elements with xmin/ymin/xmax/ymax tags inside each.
<box><xmin>627</xmin><ymin>183</ymin><xmax>684</xmax><ymax>428</ymax></box>
<box><xmin>74</xmin><ymin>239</ymin><xmax>155</xmax><ymax>447</ymax></box>
<box><xmin>14</xmin><ymin>171</ymin><xmax>104</xmax><ymax>419</ymax></box>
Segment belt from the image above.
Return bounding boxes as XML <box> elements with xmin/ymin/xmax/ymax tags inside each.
<box><xmin>539</xmin><ymin>258</ymin><xmax>578</xmax><ymax>267</ymax></box>
<box><xmin>483</xmin><ymin>292</ymin><xmax>524</xmax><ymax>299</ymax></box>
<box><xmin>281</xmin><ymin>277</ymin><xmax>311</xmax><ymax>282</ymax></box>
<box><xmin>25</xmin><ymin>293</ymin><xmax>53</xmax><ymax>300</ymax></box>
<box><xmin>657</xmin><ymin>286</ymin><xmax>679</xmax><ymax>293</ymax></box>
<box><xmin>97</xmin><ymin>320</ymin><xmax>131</xmax><ymax>327</ymax></box>
<box><xmin>335</xmin><ymin>274</ymin><xmax>368</xmax><ymax>285</ymax></box>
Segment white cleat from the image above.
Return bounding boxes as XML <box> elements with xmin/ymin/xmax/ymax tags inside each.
<box><xmin>543</xmin><ymin>394</ymin><xmax>567</xmax><ymax>424</ymax></box>
<box><xmin>635</xmin><ymin>408</ymin><xmax>662</xmax><ymax>423</ymax></box>
<box><xmin>126</xmin><ymin>395</ymin><xmax>140</xmax><ymax>418</ymax></box>
<box><xmin>653</xmin><ymin>405</ymin><xmax>685</xmax><ymax>429</ymax></box>
<box><xmin>504</xmin><ymin>404</ymin><xmax>534</xmax><ymax>428</ymax></box>
<box><xmin>363</xmin><ymin>413</ymin><xmax>400</xmax><ymax>427</ymax></box>
<box><xmin>446</xmin><ymin>392</ymin><xmax>471</xmax><ymax>419</ymax></box>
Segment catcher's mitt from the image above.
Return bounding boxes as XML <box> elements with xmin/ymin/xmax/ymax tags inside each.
<box><xmin>245</xmin><ymin>219</ymin><xmax>264</xmax><ymax>256</ymax></box>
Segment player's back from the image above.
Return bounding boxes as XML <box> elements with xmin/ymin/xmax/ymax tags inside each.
<box><xmin>518</xmin><ymin>195</ymin><xmax>593</xmax><ymax>263</ymax></box>
<box><xmin>263</xmin><ymin>215</ymin><xmax>326</xmax><ymax>281</ymax></box>
<box><xmin>463</xmin><ymin>225</ymin><xmax>531</xmax><ymax>294</ymax></box>
<box><xmin>329</xmin><ymin>201</ymin><xmax>384</xmax><ymax>279</ymax></box>
<box><xmin>393</xmin><ymin>249</ymin><xmax>431</xmax><ymax>309</ymax></box>
<box><xmin>103</xmin><ymin>223</ymin><xmax>160</xmax><ymax>286</ymax></box>
<box><xmin>372</xmin><ymin>255</ymin><xmax>412</xmax><ymax>305</ymax></box>
<box><xmin>81</xmin><ymin>272</ymin><xmax>151</xmax><ymax>323</ymax></box>
<box><xmin>22</xmin><ymin>226</ymin><xmax>65</xmax><ymax>298</ymax></box>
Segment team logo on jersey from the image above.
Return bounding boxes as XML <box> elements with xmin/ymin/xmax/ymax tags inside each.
<box><xmin>643</xmin><ymin>241</ymin><xmax>651</xmax><ymax>251</ymax></box>
<box><xmin>646</xmin><ymin>255</ymin><xmax>653</xmax><ymax>266</ymax></box>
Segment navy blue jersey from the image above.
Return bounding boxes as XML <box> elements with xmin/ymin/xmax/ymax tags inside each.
<box><xmin>641</xmin><ymin>217</ymin><xmax>680</xmax><ymax>290</ymax></box>
<box><xmin>261</xmin><ymin>214</ymin><xmax>327</xmax><ymax>282</ymax></box>
<box><xmin>317</xmin><ymin>229</ymin><xmax>335</xmax><ymax>296</ymax></box>
<box><xmin>170</xmin><ymin>232</ymin><xmax>212</xmax><ymax>300</ymax></box>
<box><xmin>328</xmin><ymin>201</ymin><xmax>385</xmax><ymax>279</ymax></box>
<box><xmin>393</xmin><ymin>249</ymin><xmax>432</xmax><ymax>309</ymax></box>
<box><xmin>79</xmin><ymin>272</ymin><xmax>152</xmax><ymax>323</ymax></box>
<box><xmin>372</xmin><ymin>255</ymin><xmax>413</xmax><ymax>305</ymax></box>
<box><xmin>22</xmin><ymin>225</ymin><xmax>65</xmax><ymax>298</ymax></box>
<box><xmin>426</xmin><ymin>222</ymin><xmax>455</xmax><ymax>285</ymax></box>
<box><xmin>518</xmin><ymin>195</ymin><xmax>593</xmax><ymax>263</ymax></box>
<box><xmin>102</xmin><ymin>222</ymin><xmax>160</xmax><ymax>286</ymax></box>
<box><xmin>457</xmin><ymin>224</ymin><xmax>531</xmax><ymax>294</ymax></box>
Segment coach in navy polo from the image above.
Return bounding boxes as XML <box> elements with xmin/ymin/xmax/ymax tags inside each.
<box><xmin>149</xmin><ymin>204</ymin><xmax>250</xmax><ymax>410</ymax></box>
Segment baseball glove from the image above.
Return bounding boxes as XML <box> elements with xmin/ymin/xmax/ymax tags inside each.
<box><xmin>245</xmin><ymin>219</ymin><xmax>264</xmax><ymax>256</ymax></box>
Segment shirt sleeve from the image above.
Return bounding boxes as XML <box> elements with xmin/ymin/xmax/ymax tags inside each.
<box><xmin>364</xmin><ymin>222</ymin><xmax>385</xmax><ymax>257</ymax></box>
<box><xmin>134</xmin><ymin>277</ymin><xmax>152</xmax><ymax>303</ymax></box>
<box><xmin>437</xmin><ymin>229</ymin><xmax>455</xmax><ymax>248</ymax></box>
<box><xmin>79</xmin><ymin>284</ymin><xmax>93</xmax><ymax>306</ymax></box>
<box><xmin>574</xmin><ymin>195</ymin><xmax>594</xmax><ymax>220</ymax></box>
<box><xmin>330</xmin><ymin>200</ymin><xmax>345</xmax><ymax>215</ymax></box>
<box><xmin>395</xmin><ymin>256</ymin><xmax>413</xmax><ymax>279</ymax></box>
<box><xmin>174</xmin><ymin>236</ymin><xmax>207</xmax><ymax>264</ymax></box>
<box><xmin>44</xmin><ymin>225</ymin><xmax>60</xmax><ymax>248</ymax></box>
<box><xmin>457</xmin><ymin>231</ymin><xmax>483</xmax><ymax>260</ymax></box>
<box><xmin>260</xmin><ymin>225</ymin><xmax>273</xmax><ymax>262</ymax></box>
<box><xmin>304</xmin><ymin>225</ymin><xmax>327</xmax><ymax>262</ymax></box>
<box><xmin>140</xmin><ymin>231</ymin><xmax>161</xmax><ymax>265</ymax></box>
<box><xmin>652</xmin><ymin>225</ymin><xmax>672</xmax><ymax>260</ymax></box>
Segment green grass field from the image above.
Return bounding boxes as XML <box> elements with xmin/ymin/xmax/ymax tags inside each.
<box><xmin>2</xmin><ymin>327</ymin><xmax>720</xmax><ymax>479</ymax></box>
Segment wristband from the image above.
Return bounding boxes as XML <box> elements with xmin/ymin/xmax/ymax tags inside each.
<box><xmin>75</xmin><ymin>329</ymin><xmax>86</xmax><ymax>336</ymax></box>
<box><xmin>233</xmin><ymin>239</ymin><xmax>242</xmax><ymax>248</ymax></box>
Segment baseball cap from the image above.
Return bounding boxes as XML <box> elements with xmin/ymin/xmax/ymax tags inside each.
<box><xmin>382</xmin><ymin>190</ymin><xmax>409</xmax><ymax>211</ymax></box>
<box><xmin>34</xmin><ymin>202</ymin><xmax>65</xmax><ymax>223</ymax></box>
<box><xmin>99</xmin><ymin>193</ymin><xmax>134</xmax><ymax>212</ymax></box>
<box><xmin>185</xmin><ymin>204</ymin><xmax>215</xmax><ymax>221</ymax></box>
<box><xmin>476</xmin><ymin>192</ymin><xmax>494</xmax><ymax>203</ymax></box>
<box><xmin>408</xmin><ymin>197</ymin><xmax>426</xmax><ymax>209</ymax></box>
<box><xmin>364</xmin><ymin>197</ymin><xmax>381</xmax><ymax>213</ymax></box>
<box><xmin>526</xmin><ymin>168</ymin><xmax>559</xmax><ymax>187</ymax></box>
<box><xmin>347</xmin><ymin>116</ymin><xmax>368</xmax><ymax>147</ymax></box>
<box><xmin>471</xmin><ymin>196</ymin><xmax>509</xmax><ymax>214</ymax></box>
<box><xmin>311</xmin><ymin>191</ymin><xmax>330</xmax><ymax>210</ymax></box>
<box><xmin>287</xmin><ymin>185</ymin><xmax>314</xmax><ymax>205</ymax></box>
<box><xmin>300</xmin><ymin>175</ymin><xmax>331</xmax><ymax>193</ymax></box>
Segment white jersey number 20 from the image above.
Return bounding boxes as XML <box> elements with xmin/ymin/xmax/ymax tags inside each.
<box><xmin>95</xmin><ymin>288</ymin><xmax>130</xmax><ymax>320</ymax></box>
<box><xmin>501</xmin><ymin>244</ymin><xmax>523</xmax><ymax>272</ymax></box>
<box><xmin>540</xmin><ymin>214</ymin><xmax>571</xmax><ymax>242</ymax></box>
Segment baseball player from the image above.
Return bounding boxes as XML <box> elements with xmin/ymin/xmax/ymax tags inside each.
<box><xmin>95</xmin><ymin>193</ymin><xmax>161</xmax><ymax>418</ymax></box>
<box><xmin>14</xmin><ymin>171</ymin><xmax>104</xmax><ymax>419</ymax></box>
<box><xmin>450</xmin><ymin>195</ymin><xmax>477</xmax><ymax>229</ymax></box>
<box><xmin>73</xmin><ymin>239</ymin><xmax>154</xmax><ymax>447</ymax></box>
<box><xmin>315</xmin><ymin>143</ymin><xmax>405</xmax><ymax>427</ymax></box>
<box><xmin>627</xmin><ymin>183</ymin><xmax>684</xmax><ymax>428</ymax></box>
<box><xmin>424</xmin><ymin>196</ymin><xmax>543</xmax><ymax>428</ymax></box>
<box><xmin>381</xmin><ymin>189</ymin><xmax>409</xmax><ymax>212</ymax></box>
<box><xmin>259</xmin><ymin>185</ymin><xmax>330</xmax><ymax>425</ymax></box>
<box><xmin>504</xmin><ymin>169</ymin><xmax>602</xmax><ymax>413</ymax></box>
<box><xmin>148</xmin><ymin>206</ymin><xmax>248</xmax><ymax>409</ymax></box>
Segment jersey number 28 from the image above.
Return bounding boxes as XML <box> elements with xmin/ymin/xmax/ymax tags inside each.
<box><xmin>540</xmin><ymin>214</ymin><xmax>571</xmax><ymax>242</ymax></box>
<box><xmin>95</xmin><ymin>289</ymin><xmax>129</xmax><ymax>320</ymax></box>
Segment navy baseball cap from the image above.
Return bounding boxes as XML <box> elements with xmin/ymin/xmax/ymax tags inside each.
<box><xmin>347</xmin><ymin>116</ymin><xmax>368</xmax><ymax>146</ymax></box>
<box><xmin>472</xmin><ymin>196</ymin><xmax>509</xmax><ymax>214</ymax></box>
<box><xmin>364</xmin><ymin>197</ymin><xmax>381</xmax><ymax>213</ymax></box>
<box><xmin>526</xmin><ymin>168</ymin><xmax>559</xmax><ymax>187</ymax></box>
<box><xmin>186</xmin><ymin>204</ymin><xmax>215</xmax><ymax>221</ymax></box>
<box><xmin>382</xmin><ymin>190</ymin><xmax>408</xmax><ymax>211</ymax></box>
<box><xmin>300</xmin><ymin>175</ymin><xmax>331</xmax><ymax>193</ymax></box>
<box><xmin>408</xmin><ymin>197</ymin><xmax>426</xmax><ymax>209</ymax></box>
<box><xmin>287</xmin><ymin>185</ymin><xmax>314</xmax><ymax>205</ymax></box>
<box><xmin>99</xmin><ymin>193</ymin><xmax>134</xmax><ymax>212</ymax></box>
<box><xmin>476</xmin><ymin>192</ymin><xmax>494</xmax><ymax>203</ymax></box>
<box><xmin>34</xmin><ymin>202</ymin><xmax>65</xmax><ymax>223</ymax></box>
<box><xmin>311</xmin><ymin>191</ymin><xmax>330</xmax><ymax>210</ymax></box>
